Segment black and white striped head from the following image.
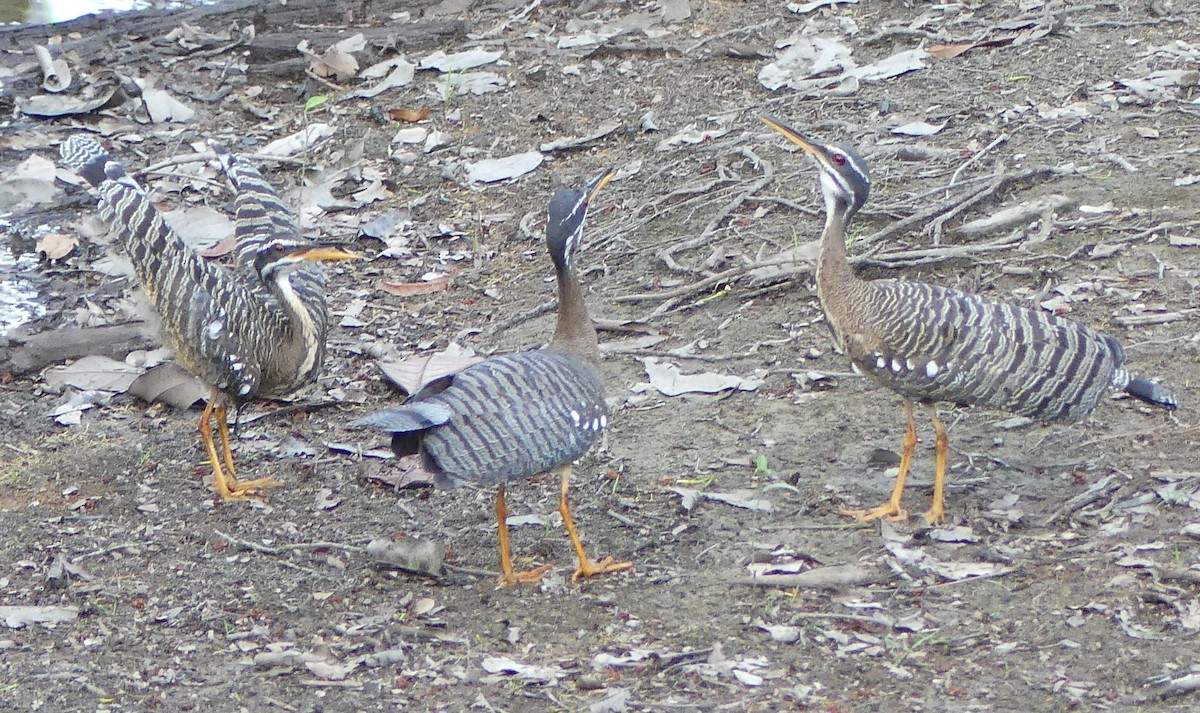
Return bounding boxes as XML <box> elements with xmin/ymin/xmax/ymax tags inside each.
<box><xmin>546</xmin><ymin>168</ymin><xmax>614</xmax><ymax>271</ymax></box>
<box><xmin>252</xmin><ymin>239</ymin><xmax>359</xmax><ymax>282</ymax></box>
<box><xmin>762</xmin><ymin>116</ymin><xmax>870</xmax><ymax>221</ymax></box>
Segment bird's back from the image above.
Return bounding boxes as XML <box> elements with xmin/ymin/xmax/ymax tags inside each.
<box><xmin>851</xmin><ymin>280</ymin><xmax>1132</xmax><ymax>422</ymax></box>
<box><xmin>60</xmin><ymin>136</ymin><xmax>324</xmax><ymax>402</ymax></box>
<box><xmin>61</xmin><ymin>136</ymin><xmax>272</xmax><ymax>400</ymax></box>
<box><xmin>210</xmin><ymin>144</ymin><xmax>329</xmax><ymax>396</ymax></box>
<box><xmin>411</xmin><ymin>349</ymin><xmax>607</xmax><ymax>486</ymax></box>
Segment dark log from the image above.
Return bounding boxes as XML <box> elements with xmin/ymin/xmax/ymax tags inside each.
<box><xmin>0</xmin><ymin>323</ymin><xmax>155</xmax><ymax>375</ymax></box>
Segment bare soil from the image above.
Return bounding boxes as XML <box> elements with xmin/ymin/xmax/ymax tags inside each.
<box><xmin>2</xmin><ymin>1</ymin><xmax>1199</xmax><ymax>711</ymax></box>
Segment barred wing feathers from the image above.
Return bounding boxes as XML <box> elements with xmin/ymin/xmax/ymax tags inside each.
<box><xmin>849</xmin><ymin>280</ymin><xmax>1171</xmax><ymax>422</ymax></box>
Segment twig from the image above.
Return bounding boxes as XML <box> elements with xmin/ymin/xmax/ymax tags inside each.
<box><xmin>612</xmin><ymin>268</ymin><xmax>740</xmax><ymax>303</ymax></box>
<box><xmin>76</xmin><ymin>543</ymin><xmax>142</xmax><ymax>560</ymax></box>
<box><xmin>617</xmin><ymin>230</ymin><xmax>1030</xmax><ymax>317</ymax></box>
<box><xmin>1039</xmin><ymin>474</ymin><xmax>1120</xmax><ymax>526</ymax></box>
<box><xmin>443</xmin><ymin>563</ymin><xmax>498</xmax><ymax>579</ymax></box>
<box><xmin>477</xmin><ymin>0</ymin><xmax>541</xmax><ymax>38</ymax></box>
<box><xmin>945</xmin><ymin>133</ymin><xmax>1009</xmax><ymax>202</ymax></box>
<box><xmin>483</xmin><ymin>299</ymin><xmax>555</xmax><ymax>338</ymax></box>
<box><xmin>683</xmin><ymin>18</ymin><xmax>780</xmax><ymax>55</ymax></box>
<box><xmin>862</xmin><ymin>164</ymin><xmax>1069</xmax><ymax>248</ymax></box>
<box><xmin>213</xmin><ymin>529</ymin><xmax>364</xmax><ymax>556</ymax></box>
<box><xmin>655</xmin><ymin>150</ymin><xmax>774</xmax><ymax>274</ymax></box>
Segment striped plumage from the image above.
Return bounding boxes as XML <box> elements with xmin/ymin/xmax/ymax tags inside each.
<box><xmin>59</xmin><ymin>135</ymin><xmax>358</xmax><ymax>500</ymax></box>
<box><xmin>356</xmin><ymin>351</ymin><xmax>606</xmax><ymax>489</ymax></box>
<box><xmin>763</xmin><ymin>116</ymin><xmax>1177</xmax><ymax>524</ymax></box>
<box><xmin>354</xmin><ymin>169</ymin><xmax>631</xmax><ymax>585</ymax></box>
<box><xmin>847</xmin><ymin>280</ymin><xmax>1174</xmax><ymax>422</ymax></box>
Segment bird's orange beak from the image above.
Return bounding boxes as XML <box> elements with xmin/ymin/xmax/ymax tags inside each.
<box><xmin>293</xmin><ymin>245</ymin><xmax>361</xmax><ymax>262</ymax></box>
<box><xmin>761</xmin><ymin>116</ymin><xmax>832</xmax><ymax>167</ymax></box>
<box><xmin>585</xmin><ymin>167</ymin><xmax>616</xmax><ymax>202</ymax></box>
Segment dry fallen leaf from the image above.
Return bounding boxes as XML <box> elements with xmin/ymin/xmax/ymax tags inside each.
<box><xmin>481</xmin><ymin>656</ymin><xmax>567</xmax><ymax>683</ymax></box>
<box><xmin>36</xmin><ymin>232</ymin><xmax>77</xmax><ymax>261</ymax></box>
<box><xmin>0</xmin><ymin>605</ymin><xmax>80</xmax><ymax>629</ymax></box>
<box><xmin>127</xmin><ymin>363</ymin><xmax>207</xmax><ymax>409</ymax></box>
<box><xmin>366</xmin><ymin>537</ymin><xmax>445</xmax><ymax>577</ymax></box>
<box><xmin>465</xmin><ymin>151</ymin><xmax>544</xmax><ymax>183</ymax></box>
<box><xmin>633</xmin><ymin>357</ymin><xmax>764</xmax><ymax>396</ymax></box>
<box><xmin>389</xmin><ymin>107</ymin><xmax>430</xmax><ymax>123</ymax></box>
<box><xmin>44</xmin><ymin>355</ymin><xmax>142</xmax><ymax>393</ymax></box>
<box><xmin>376</xmin><ymin>344</ymin><xmax>483</xmax><ymax>395</ymax></box>
<box><xmin>378</xmin><ymin>272</ymin><xmax>454</xmax><ymax>296</ymax></box>
<box><xmin>928</xmin><ymin>42</ymin><xmax>977</xmax><ymax>60</ymax></box>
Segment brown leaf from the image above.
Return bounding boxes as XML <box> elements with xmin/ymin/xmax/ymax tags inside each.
<box><xmin>127</xmin><ymin>363</ymin><xmax>208</xmax><ymax>409</ymax></box>
<box><xmin>198</xmin><ymin>234</ymin><xmax>239</xmax><ymax>258</ymax></box>
<box><xmin>928</xmin><ymin>42</ymin><xmax>977</xmax><ymax>60</ymax></box>
<box><xmin>377</xmin><ymin>347</ymin><xmax>483</xmax><ymax>395</ymax></box>
<box><xmin>388</xmin><ymin>107</ymin><xmax>430</xmax><ymax>123</ymax></box>
<box><xmin>44</xmin><ymin>355</ymin><xmax>141</xmax><ymax>393</ymax></box>
<box><xmin>36</xmin><ymin>233</ymin><xmax>77</xmax><ymax>261</ymax></box>
<box><xmin>378</xmin><ymin>273</ymin><xmax>454</xmax><ymax>297</ymax></box>
<box><xmin>366</xmin><ymin>454</ymin><xmax>438</xmax><ymax>489</ymax></box>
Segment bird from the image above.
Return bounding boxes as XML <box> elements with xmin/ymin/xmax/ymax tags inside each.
<box><xmin>59</xmin><ymin>135</ymin><xmax>359</xmax><ymax>501</ymax></box>
<box><xmin>353</xmin><ymin>168</ymin><xmax>632</xmax><ymax>586</ymax></box>
<box><xmin>761</xmin><ymin>116</ymin><xmax>1178</xmax><ymax>524</ymax></box>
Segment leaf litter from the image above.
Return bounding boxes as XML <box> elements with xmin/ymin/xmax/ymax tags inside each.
<box><xmin>4</xmin><ymin>1</ymin><xmax>1200</xmax><ymax>711</ymax></box>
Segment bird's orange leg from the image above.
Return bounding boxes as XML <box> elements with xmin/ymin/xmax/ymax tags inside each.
<box><xmin>558</xmin><ymin>465</ymin><xmax>632</xmax><ymax>582</ymax></box>
<box><xmin>841</xmin><ymin>400</ymin><xmax>917</xmax><ymax>522</ymax></box>
<box><xmin>921</xmin><ymin>403</ymin><xmax>949</xmax><ymax>525</ymax></box>
<box><xmin>200</xmin><ymin>392</ymin><xmax>282</xmax><ymax>501</ymax></box>
<box><xmin>495</xmin><ymin>484</ymin><xmax>552</xmax><ymax>586</ymax></box>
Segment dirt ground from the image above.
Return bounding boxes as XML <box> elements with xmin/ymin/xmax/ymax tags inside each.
<box><xmin>2</xmin><ymin>0</ymin><xmax>1199</xmax><ymax>711</ymax></box>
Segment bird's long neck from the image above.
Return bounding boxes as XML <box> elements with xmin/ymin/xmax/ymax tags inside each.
<box><xmin>551</xmin><ymin>263</ymin><xmax>599</xmax><ymax>365</ymax></box>
<box><xmin>815</xmin><ymin>200</ymin><xmax>860</xmax><ymax>306</ymax></box>
<box><xmin>266</xmin><ymin>269</ymin><xmax>326</xmax><ymax>387</ymax></box>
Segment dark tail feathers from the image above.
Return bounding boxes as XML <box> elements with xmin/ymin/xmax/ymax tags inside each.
<box><xmin>350</xmin><ymin>402</ymin><xmax>454</xmax><ymax>433</ymax></box>
<box><xmin>1124</xmin><ymin>376</ymin><xmax>1178</xmax><ymax>411</ymax></box>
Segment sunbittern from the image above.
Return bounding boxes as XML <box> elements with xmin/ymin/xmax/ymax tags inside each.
<box><xmin>353</xmin><ymin>169</ymin><xmax>631</xmax><ymax>586</ymax></box>
<box><xmin>762</xmin><ymin>116</ymin><xmax>1177</xmax><ymax>524</ymax></box>
<box><xmin>60</xmin><ymin>136</ymin><xmax>358</xmax><ymax>501</ymax></box>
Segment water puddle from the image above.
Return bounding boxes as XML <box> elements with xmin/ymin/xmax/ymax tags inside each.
<box><xmin>0</xmin><ymin>217</ymin><xmax>47</xmax><ymax>337</ymax></box>
<box><xmin>2</xmin><ymin>0</ymin><xmax>143</xmax><ymax>24</ymax></box>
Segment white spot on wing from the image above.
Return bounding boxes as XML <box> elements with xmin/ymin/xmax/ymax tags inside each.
<box><xmin>205</xmin><ymin>320</ymin><xmax>223</xmax><ymax>339</ymax></box>
<box><xmin>591</xmin><ymin>417</ymin><xmax>600</xmax><ymax>431</ymax></box>
<box><xmin>875</xmin><ymin>355</ymin><xmax>885</xmax><ymax>370</ymax></box>
<box><xmin>599</xmin><ymin>415</ymin><xmax>607</xmax><ymax>429</ymax></box>
<box><xmin>238</xmin><ymin>384</ymin><xmax>252</xmax><ymax>396</ymax></box>
<box><xmin>905</xmin><ymin>358</ymin><xmax>915</xmax><ymax>371</ymax></box>
<box><xmin>926</xmin><ymin>361</ymin><xmax>939</xmax><ymax>378</ymax></box>
<box><xmin>891</xmin><ymin>358</ymin><xmax>902</xmax><ymax>373</ymax></box>
<box><xmin>571</xmin><ymin>409</ymin><xmax>581</xmax><ymax>426</ymax></box>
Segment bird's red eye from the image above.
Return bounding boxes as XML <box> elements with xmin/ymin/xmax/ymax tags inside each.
<box><xmin>832</xmin><ymin>153</ymin><xmax>847</xmax><ymax>166</ymax></box>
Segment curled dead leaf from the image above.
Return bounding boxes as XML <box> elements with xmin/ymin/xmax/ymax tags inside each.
<box><xmin>389</xmin><ymin>107</ymin><xmax>430</xmax><ymax>123</ymax></box>
<box><xmin>36</xmin><ymin>233</ymin><xmax>77</xmax><ymax>261</ymax></box>
<box><xmin>378</xmin><ymin>272</ymin><xmax>454</xmax><ymax>297</ymax></box>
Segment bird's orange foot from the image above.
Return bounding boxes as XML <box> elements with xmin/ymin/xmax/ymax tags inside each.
<box><xmin>921</xmin><ymin>504</ymin><xmax>946</xmax><ymax>525</ymax></box>
<box><xmin>497</xmin><ymin>563</ymin><xmax>553</xmax><ymax>587</ymax></box>
<box><xmin>840</xmin><ymin>503</ymin><xmax>908</xmax><ymax>523</ymax></box>
<box><xmin>571</xmin><ymin>556</ymin><xmax>633</xmax><ymax>582</ymax></box>
<box><xmin>216</xmin><ymin>476</ymin><xmax>285</xmax><ymax>502</ymax></box>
